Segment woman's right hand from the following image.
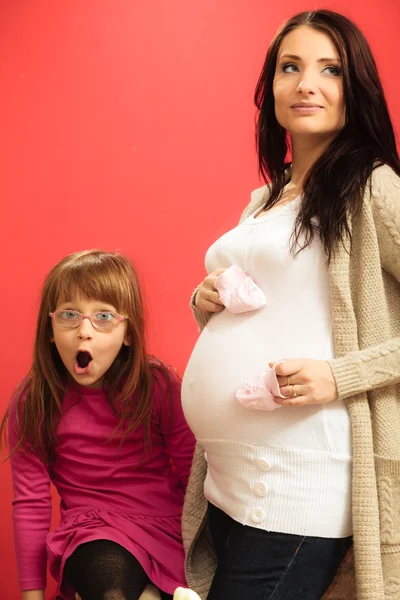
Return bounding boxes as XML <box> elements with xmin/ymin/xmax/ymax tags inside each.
<box><xmin>194</xmin><ymin>268</ymin><xmax>226</xmax><ymax>314</ymax></box>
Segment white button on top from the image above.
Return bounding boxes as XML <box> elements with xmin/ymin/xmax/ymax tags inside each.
<box><xmin>256</xmin><ymin>458</ymin><xmax>271</xmax><ymax>472</ymax></box>
<box><xmin>254</xmin><ymin>481</ymin><xmax>268</xmax><ymax>497</ymax></box>
<box><xmin>250</xmin><ymin>507</ymin><xmax>265</xmax><ymax>523</ymax></box>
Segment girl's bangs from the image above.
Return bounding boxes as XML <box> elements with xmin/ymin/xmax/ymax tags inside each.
<box><xmin>51</xmin><ymin>260</ymin><xmax>130</xmax><ymax>313</ymax></box>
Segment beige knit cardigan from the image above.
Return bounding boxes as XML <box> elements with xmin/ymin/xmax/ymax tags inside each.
<box><xmin>182</xmin><ymin>164</ymin><xmax>400</xmax><ymax>600</ymax></box>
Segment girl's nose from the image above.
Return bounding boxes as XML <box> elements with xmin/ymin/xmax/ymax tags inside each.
<box><xmin>76</xmin><ymin>316</ymin><xmax>94</xmax><ymax>339</ymax></box>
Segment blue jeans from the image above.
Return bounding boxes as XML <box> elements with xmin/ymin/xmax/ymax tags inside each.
<box><xmin>207</xmin><ymin>503</ymin><xmax>352</xmax><ymax>600</ymax></box>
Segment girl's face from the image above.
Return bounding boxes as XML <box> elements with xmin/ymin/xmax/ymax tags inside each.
<box><xmin>273</xmin><ymin>25</ymin><xmax>345</xmax><ymax>143</ymax></box>
<box><xmin>51</xmin><ymin>295</ymin><xmax>131</xmax><ymax>389</ymax></box>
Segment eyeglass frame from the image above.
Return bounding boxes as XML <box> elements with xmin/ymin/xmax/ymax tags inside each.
<box><xmin>49</xmin><ymin>310</ymin><xmax>128</xmax><ymax>331</ymax></box>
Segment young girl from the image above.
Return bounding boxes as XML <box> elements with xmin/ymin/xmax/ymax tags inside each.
<box><xmin>1</xmin><ymin>249</ymin><xmax>196</xmax><ymax>600</ymax></box>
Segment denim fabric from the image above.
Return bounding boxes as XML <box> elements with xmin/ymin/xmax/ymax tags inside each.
<box><xmin>207</xmin><ymin>503</ymin><xmax>352</xmax><ymax>600</ymax></box>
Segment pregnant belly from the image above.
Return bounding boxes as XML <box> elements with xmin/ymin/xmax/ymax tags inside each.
<box><xmin>181</xmin><ymin>309</ymin><xmax>351</xmax><ymax>454</ymax></box>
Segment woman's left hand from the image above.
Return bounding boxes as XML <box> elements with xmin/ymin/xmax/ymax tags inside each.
<box><xmin>270</xmin><ymin>359</ymin><xmax>338</xmax><ymax>406</ymax></box>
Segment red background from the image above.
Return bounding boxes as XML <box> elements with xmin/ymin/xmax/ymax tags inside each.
<box><xmin>1</xmin><ymin>1</ymin><xmax>399</xmax><ymax>598</ymax></box>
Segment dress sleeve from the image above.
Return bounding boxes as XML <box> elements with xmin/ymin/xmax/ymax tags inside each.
<box><xmin>153</xmin><ymin>369</ymin><xmax>196</xmax><ymax>490</ymax></box>
<box><xmin>8</xmin><ymin>392</ymin><xmax>52</xmax><ymax>591</ymax></box>
<box><xmin>329</xmin><ymin>169</ymin><xmax>400</xmax><ymax>399</ymax></box>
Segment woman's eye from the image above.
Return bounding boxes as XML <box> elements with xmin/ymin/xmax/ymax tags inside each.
<box><xmin>323</xmin><ymin>65</ymin><xmax>341</xmax><ymax>76</ymax></box>
<box><xmin>61</xmin><ymin>311</ymin><xmax>79</xmax><ymax>320</ymax></box>
<box><xmin>282</xmin><ymin>63</ymin><xmax>299</xmax><ymax>73</ymax></box>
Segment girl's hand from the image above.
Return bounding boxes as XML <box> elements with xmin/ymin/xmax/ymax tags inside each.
<box><xmin>194</xmin><ymin>269</ymin><xmax>226</xmax><ymax>314</ymax></box>
<box><xmin>270</xmin><ymin>359</ymin><xmax>338</xmax><ymax>406</ymax></box>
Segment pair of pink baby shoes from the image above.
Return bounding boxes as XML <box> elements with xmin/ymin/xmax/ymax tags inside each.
<box><xmin>214</xmin><ymin>266</ymin><xmax>284</xmax><ymax>412</ymax></box>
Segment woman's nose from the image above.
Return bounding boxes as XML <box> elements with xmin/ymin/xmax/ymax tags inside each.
<box><xmin>297</xmin><ymin>71</ymin><xmax>317</xmax><ymax>94</ymax></box>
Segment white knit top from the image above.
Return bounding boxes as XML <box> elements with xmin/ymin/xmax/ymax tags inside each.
<box><xmin>181</xmin><ymin>195</ymin><xmax>352</xmax><ymax>538</ymax></box>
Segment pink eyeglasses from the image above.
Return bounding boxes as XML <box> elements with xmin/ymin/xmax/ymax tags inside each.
<box><xmin>49</xmin><ymin>310</ymin><xmax>128</xmax><ymax>331</ymax></box>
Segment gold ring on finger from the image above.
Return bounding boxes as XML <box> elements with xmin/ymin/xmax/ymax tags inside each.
<box><xmin>287</xmin><ymin>376</ymin><xmax>291</xmax><ymax>386</ymax></box>
<box><xmin>207</xmin><ymin>289</ymin><xmax>216</xmax><ymax>301</ymax></box>
<box><xmin>291</xmin><ymin>384</ymin><xmax>297</xmax><ymax>398</ymax></box>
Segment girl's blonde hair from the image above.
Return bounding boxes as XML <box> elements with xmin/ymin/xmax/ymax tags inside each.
<box><xmin>1</xmin><ymin>249</ymin><xmax>171</xmax><ymax>462</ymax></box>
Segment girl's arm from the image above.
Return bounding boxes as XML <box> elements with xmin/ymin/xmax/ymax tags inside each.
<box><xmin>8</xmin><ymin>394</ymin><xmax>52</xmax><ymax>593</ymax></box>
<box><xmin>155</xmin><ymin>370</ymin><xmax>196</xmax><ymax>490</ymax></box>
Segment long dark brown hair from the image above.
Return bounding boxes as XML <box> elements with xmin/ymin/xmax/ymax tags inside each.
<box><xmin>1</xmin><ymin>249</ymin><xmax>173</xmax><ymax>462</ymax></box>
<box><xmin>255</xmin><ymin>9</ymin><xmax>400</xmax><ymax>258</ymax></box>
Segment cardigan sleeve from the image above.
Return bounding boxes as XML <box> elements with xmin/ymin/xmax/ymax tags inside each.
<box><xmin>190</xmin><ymin>185</ymin><xmax>268</xmax><ymax>331</ymax></box>
<box><xmin>8</xmin><ymin>392</ymin><xmax>52</xmax><ymax>591</ymax></box>
<box><xmin>329</xmin><ymin>169</ymin><xmax>400</xmax><ymax>399</ymax></box>
<box><xmin>189</xmin><ymin>284</ymin><xmax>213</xmax><ymax>332</ymax></box>
<box><xmin>329</xmin><ymin>337</ymin><xmax>400</xmax><ymax>400</ymax></box>
<box><xmin>371</xmin><ymin>167</ymin><xmax>400</xmax><ymax>282</ymax></box>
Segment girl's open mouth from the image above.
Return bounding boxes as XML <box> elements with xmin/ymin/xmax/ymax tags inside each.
<box><xmin>74</xmin><ymin>351</ymin><xmax>93</xmax><ymax>375</ymax></box>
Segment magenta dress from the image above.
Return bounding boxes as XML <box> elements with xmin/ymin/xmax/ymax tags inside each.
<box><xmin>9</xmin><ymin>370</ymin><xmax>196</xmax><ymax>599</ymax></box>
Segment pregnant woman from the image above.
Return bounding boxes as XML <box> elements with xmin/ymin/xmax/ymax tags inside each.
<box><xmin>181</xmin><ymin>9</ymin><xmax>400</xmax><ymax>600</ymax></box>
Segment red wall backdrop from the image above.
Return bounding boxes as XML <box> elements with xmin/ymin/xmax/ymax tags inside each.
<box><xmin>0</xmin><ymin>1</ymin><xmax>399</xmax><ymax>598</ymax></box>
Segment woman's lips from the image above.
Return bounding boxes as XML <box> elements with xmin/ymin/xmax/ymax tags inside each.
<box><xmin>291</xmin><ymin>104</ymin><xmax>324</xmax><ymax>114</ymax></box>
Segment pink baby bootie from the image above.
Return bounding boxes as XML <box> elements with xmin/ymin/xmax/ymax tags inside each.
<box><xmin>236</xmin><ymin>363</ymin><xmax>286</xmax><ymax>411</ymax></box>
<box><xmin>214</xmin><ymin>265</ymin><xmax>267</xmax><ymax>314</ymax></box>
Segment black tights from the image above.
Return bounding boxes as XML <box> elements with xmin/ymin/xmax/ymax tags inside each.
<box><xmin>64</xmin><ymin>539</ymin><xmax>173</xmax><ymax>600</ymax></box>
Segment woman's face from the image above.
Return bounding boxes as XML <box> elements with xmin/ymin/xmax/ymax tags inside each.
<box><xmin>273</xmin><ymin>25</ymin><xmax>345</xmax><ymax>143</ymax></box>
